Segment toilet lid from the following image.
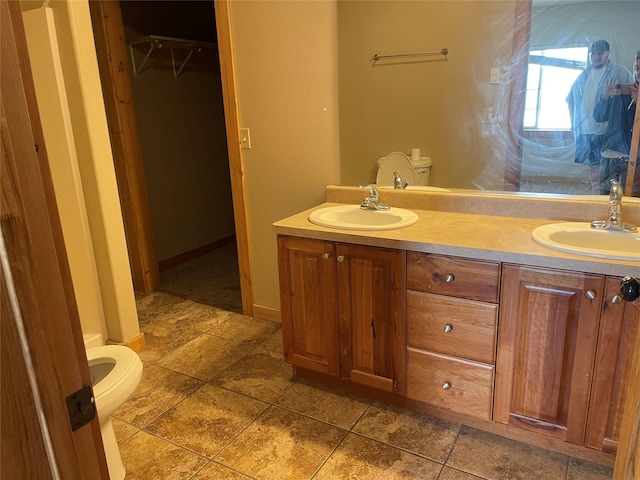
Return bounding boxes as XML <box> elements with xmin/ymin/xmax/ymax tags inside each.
<box><xmin>376</xmin><ymin>152</ymin><xmax>415</xmax><ymax>185</ymax></box>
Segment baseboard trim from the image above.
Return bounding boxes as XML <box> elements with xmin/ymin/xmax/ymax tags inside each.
<box><xmin>125</xmin><ymin>334</ymin><xmax>146</xmax><ymax>353</ymax></box>
<box><xmin>252</xmin><ymin>305</ymin><xmax>281</xmax><ymax>323</ymax></box>
<box><xmin>158</xmin><ymin>235</ymin><xmax>236</xmax><ymax>271</ymax></box>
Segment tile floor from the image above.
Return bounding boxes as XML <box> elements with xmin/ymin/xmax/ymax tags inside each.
<box><xmin>113</xmin><ymin>246</ymin><xmax>614</xmax><ymax>480</ymax></box>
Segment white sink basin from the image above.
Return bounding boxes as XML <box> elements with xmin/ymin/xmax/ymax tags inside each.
<box><xmin>309</xmin><ymin>204</ymin><xmax>418</xmax><ymax>231</ymax></box>
<box><xmin>532</xmin><ymin>222</ymin><xmax>640</xmax><ymax>261</ymax></box>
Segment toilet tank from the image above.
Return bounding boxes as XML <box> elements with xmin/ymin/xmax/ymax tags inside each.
<box><xmin>412</xmin><ymin>157</ymin><xmax>432</xmax><ymax>186</ymax></box>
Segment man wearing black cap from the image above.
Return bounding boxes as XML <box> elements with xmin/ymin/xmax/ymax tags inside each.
<box><xmin>566</xmin><ymin>40</ymin><xmax>634</xmax><ymax>194</ymax></box>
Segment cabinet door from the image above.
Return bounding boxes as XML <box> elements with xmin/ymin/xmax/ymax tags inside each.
<box><xmin>277</xmin><ymin>236</ymin><xmax>339</xmax><ymax>376</ymax></box>
<box><xmin>585</xmin><ymin>276</ymin><xmax>640</xmax><ymax>453</ymax></box>
<box><xmin>495</xmin><ymin>265</ymin><xmax>604</xmax><ymax>445</ymax></box>
<box><xmin>337</xmin><ymin>244</ymin><xmax>406</xmax><ymax>394</ymax></box>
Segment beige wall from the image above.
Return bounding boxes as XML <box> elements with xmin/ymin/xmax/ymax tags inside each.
<box><xmin>229</xmin><ymin>1</ymin><xmax>341</xmax><ymax>311</ymax></box>
<box><xmin>338</xmin><ymin>1</ymin><xmax>516</xmax><ymax>190</ymax></box>
<box><xmin>20</xmin><ymin>0</ymin><xmax>139</xmax><ymax>345</ymax></box>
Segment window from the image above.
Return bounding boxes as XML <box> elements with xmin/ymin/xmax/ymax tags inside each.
<box><xmin>523</xmin><ymin>47</ymin><xmax>588</xmax><ymax>130</ymax></box>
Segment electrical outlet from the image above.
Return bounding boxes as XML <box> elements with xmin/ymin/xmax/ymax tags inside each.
<box><xmin>240</xmin><ymin>128</ymin><xmax>251</xmax><ymax>149</ymax></box>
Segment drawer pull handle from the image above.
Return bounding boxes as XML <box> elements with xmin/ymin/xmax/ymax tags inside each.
<box><xmin>611</xmin><ymin>294</ymin><xmax>622</xmax><ymax>304</ymax></box>
<box><xmin>337</xmin><ymin>255</ymin><xmax>345</xmax><ymax>263</ymax></box>
<box><xmin>443</xmin><ymin>324</ymin><xmax>453</xmax><ymax>333</ymax></box>
<box><xmin>322</xmin><ymin>253</ymin><xmax>329</xmax><ymax>260</ymax></box>
<box><xmin>585</xmin><ymin>289</ymin><xmax>596</xmax><ymax>300</ymax></box>
<box><xmin>445</xmin><ymin>274</ymin><xmax>455</xmax><ymax>283</ymax></box>
<box><xmin>442</xmin><ymin>381</ymin><xmax>452</xmax><ymax>390</ymax></box>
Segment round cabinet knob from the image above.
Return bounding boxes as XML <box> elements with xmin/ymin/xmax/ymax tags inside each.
<box><xmin>585</xmin><ymin>290</ymin><xmax>596</xmax><ymax>301</ymax></box>
<box><xmin>443</xmin><ymin>324</ymin><xmax>453</xmax><ymax>333</ymax></box>
<box><xmin>442</xmin><ymin>381</ymin><xmax>452</xmax><ymax>390</ymax></box>
<box><xmin>322</xmin><ymin>253</ymin><xmax>329</xmax><ymax>260</ymax></box>
<box><xmin>337</xmin><ymin>255</ymin><xmax>345</xmax><ymax>263</ymax></box>
<box><xmin>445</xmin><ymin>274</ymin><xmax>455</xmax><ymax>283</ymax></box>
<box><xmin>621</xmin><ymin>276</ymin><xmax>640</xmax><ymax>302</ymax></box>
<box><xmin>611</xmin><ymin>294</ymin><xmax>622</xmax><ymax>305</ymax></box>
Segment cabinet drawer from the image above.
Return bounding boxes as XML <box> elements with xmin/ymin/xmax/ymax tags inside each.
<box><xmin>407</xmin><ymin>348</ymin><xmax>494</xmax><ymax>421</ymax></box>
<box><xmin>408</xmin><ymin>290</ymin><xmax>497</xmax><ymax>364</ymax></box>
<box><xmin>407</xmin><ymin>252</ymin><xmax>500</xmax><ymax>302</ymax></box>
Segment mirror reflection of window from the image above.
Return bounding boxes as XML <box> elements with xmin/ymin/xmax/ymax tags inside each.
<box><xmin>524</xmin><ymin>47</ymin><xmax>588</xmax><ymax>131</ymax></box>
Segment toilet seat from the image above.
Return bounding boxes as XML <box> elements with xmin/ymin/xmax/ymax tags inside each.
<box><xmin>376</xmin><ymin>151</ymin><xmax>415</xmax><ymax>185</ymax></box>
<box><xmin>87</xmin><ymin>345</ymin><xmax>143</xmax><ymax>419</ymax></box>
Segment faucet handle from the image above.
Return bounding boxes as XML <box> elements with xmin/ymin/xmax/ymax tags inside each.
<box><xmin>359</xmin><ymin>185</ymin><xmax>379</xmax><ymax>199</ymax></box>
<box><xmin>609</xmin><ymin>179</ymin><xmax>623</xmax><ymax>199</ymax></box>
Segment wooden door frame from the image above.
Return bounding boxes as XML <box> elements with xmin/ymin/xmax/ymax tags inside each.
<box><xmin>1</xmin><ymin>1</ymin><xmax>108</xmax><ymax>476</ymax></box>
<box><xmin>91</xmin><ymin>0</ymin><xmax>254</xmax><ymax>315</ymax></box>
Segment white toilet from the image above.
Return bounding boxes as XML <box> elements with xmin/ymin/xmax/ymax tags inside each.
<box><xmin>85</xmin><ymin>336</ymin><xmax>143</xmax><ymax>480</ymax></box>
<box><xmin>376</xmin><ymin>151</ymin><xmax>432</xmax><ymax>187</ymax></box>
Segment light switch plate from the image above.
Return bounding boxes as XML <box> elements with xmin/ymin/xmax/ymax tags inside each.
<box><xmin>490</xmin><ymin>67</ymin><xmax>500</xmax><ymax>84</ymax></box>
<box><xmin>240</xmin><ymin>128</ymin><xmax>251</xmax><ymax>149</ymax></box>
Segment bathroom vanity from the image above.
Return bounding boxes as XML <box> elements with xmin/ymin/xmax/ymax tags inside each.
<box><xmin>274</xmin><ymin>186</ymin><xmax>640</xmax><ymax>466</ymax></box>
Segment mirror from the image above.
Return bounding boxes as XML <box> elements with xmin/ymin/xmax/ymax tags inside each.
<box><xmin>337</xmin><ymin>0</ymin><xmax>640</xmax><ymax>197</ymax></box>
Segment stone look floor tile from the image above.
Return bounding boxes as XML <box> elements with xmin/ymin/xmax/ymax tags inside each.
<box><xmin>161</xmin><ymin>302</ymin><xmax>236</xmax><ymax>332</ymax></box>
<box><xmin>156</xmin><ymin>333</ymin><xmax>248</xmax><ymax>381</ymax></box>
<box><xmin>215</xmin><ymin>406</ymin><xmax>347</xmax><ymax>480</ymax></box>
<box><xmin>447</xmin><ymin>426</ymin><xmax>569</xmax><ymax>480</ymax></box>
<box><xmin>257</xmin><ymin>327</ymin><xmax>284</xmax><ymax>353</ymax></box>
<box><xmin>352</xmin><ymin>402</ymin><xmax>460</xmax><ymax>462</ymax></box>
<box><xmin>114</xmin><ymin>364</ymin><xmax>203</xmax><ymax>428</ymax></box>
<box><xmin>567</xmin><ymin>458</ymin><xmax>614</xmax><ymax>479</ymax></box>
<box><xmin>210</xmin><ymin>314</ymin><xmax>281</xmax><ymax>346</ymax></box>
<box><xmin>438</xmin><ymin>466</ymin><xmax>487</xmax><ymax>480</ymax></box>
<box><xmin>275</xmin><ymin>379</ymin><xmax>371</xmax><ymax>430</ymax></box>
<box><xmin>145</xmin><ymin>384</ymin><xmax>269</xmax><ymax>458</ymax></box>
<box><xmin>137</xmin><ymin>320</ymin><xmax>203</xmax><ymax>363</ymax></box>
<box><xmin>135</xmin><ymin>291</ymin><xmax>192</xmax><ymax>324</ymax></box>
<box><xmin>314</xmin><ymin>433</ymin><xmax>442</xmax><ymax>480</ymax></box>
<box><xmin>112</xmin><ymin>417</ymin><xmax>139</xmax><ymax>445</ymax></box>
<box><xmin>191</xmin><ymin>461</ymin><xmax>252</xmax><ymax>479</ymax></box>
<box><xmin>119</xmin><ymin>430</ymin><xmax>207</xmax><ymax>480</ymax></box>
<box><xmin>210</xmin><ymin>347</ymin><xmax>295</xmax><ymax>402</ymax></box>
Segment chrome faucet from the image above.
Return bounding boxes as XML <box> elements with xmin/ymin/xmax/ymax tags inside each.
<box><xmin>591</xmin><ymin>180</ymin><xmax>637</xmax><ymax>232</ymax></box>
<box><xmin>393</xmin><ymin>172</ymin><xmax>409</xmax><ymax>190</ymax></box>
<box><xmin>359</xmin><ymin>186</ymin><xmax>390</xmax><ymax>210</ymax></box>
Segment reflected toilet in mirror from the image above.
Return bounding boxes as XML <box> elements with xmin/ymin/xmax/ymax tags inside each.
<box><xmin>376</xmin><ymin>151</ymin><xmax>432</xmax><ymax>188</ymax></box>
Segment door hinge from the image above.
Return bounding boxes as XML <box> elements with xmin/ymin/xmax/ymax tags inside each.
<box><xmin>66</xmin><ymin>385</ymin><xmax>96</xmax><ymax>431</ymax></box>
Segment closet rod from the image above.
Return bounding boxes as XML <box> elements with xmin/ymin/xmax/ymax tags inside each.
<box><xmin>372</xmin><ymin>48</ymin><xmax>448</xmax><ymax>62</ymax></box>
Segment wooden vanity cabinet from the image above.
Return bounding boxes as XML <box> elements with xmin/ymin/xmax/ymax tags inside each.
<box><xmin>585</xmin><ymin>276</ymin><xmax>640</xmax><ymax>453</ymax></box>
<box><xmin>495</xmin><ymin>264</ymin><xmax>604</xmax><ymax>445</ymax></box>
<box><xmin>405</xmin><ymin>253</ymin><xmax>500</xmax><ymax>421</ymax></box>
<box><xmin>277</xmin><ymin>236</ymin><xmax>406</xmax><ymax>394</ymax></box>
<box><xmin>277</xmin><ymin>236</ymin><xmax>339</xmax><ymax>376</ymax></box>
<box><xmin>337</xmin><ymin>243</ymin><xmax>406</xmax><ymax>394</ymax></box>
<box><xmin>279</xmin><ymin>234</ymin><xmax>638</xmax><ymax>460</ymax></box>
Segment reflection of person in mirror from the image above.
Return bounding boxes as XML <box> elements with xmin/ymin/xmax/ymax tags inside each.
<box><xmin>594</xmin><ymin>50</ymin><xmax>639</xmax><ymax>193</ymax></box>
<box><xmin>566</xmin><ymin>40</ymin><xmax>634</xmax><ymax>194</ymax></box>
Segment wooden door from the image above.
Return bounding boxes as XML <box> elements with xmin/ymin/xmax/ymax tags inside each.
<box><xmin>277</xmin><ymin>236</ymin><xmax>339</xmax><ymax>376</ymax></box>
<box><xmin>586</xmin><ymin>277</ymin><xmax>640</xmax><ymax>453</ymax></box>
<box><xmin>495</xmin><ymin>264</ymin><xmax>603</xmax><ymax>445</ymax></box>
<box><xmin>0</xmin><ymin>0</ymin><xmax>108</xmax><ymax>477</ymax></box>
<box><xmin>337</xmin><ymin>244</ymin><xmax>406</xmax><ymax>394</ymax></box>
